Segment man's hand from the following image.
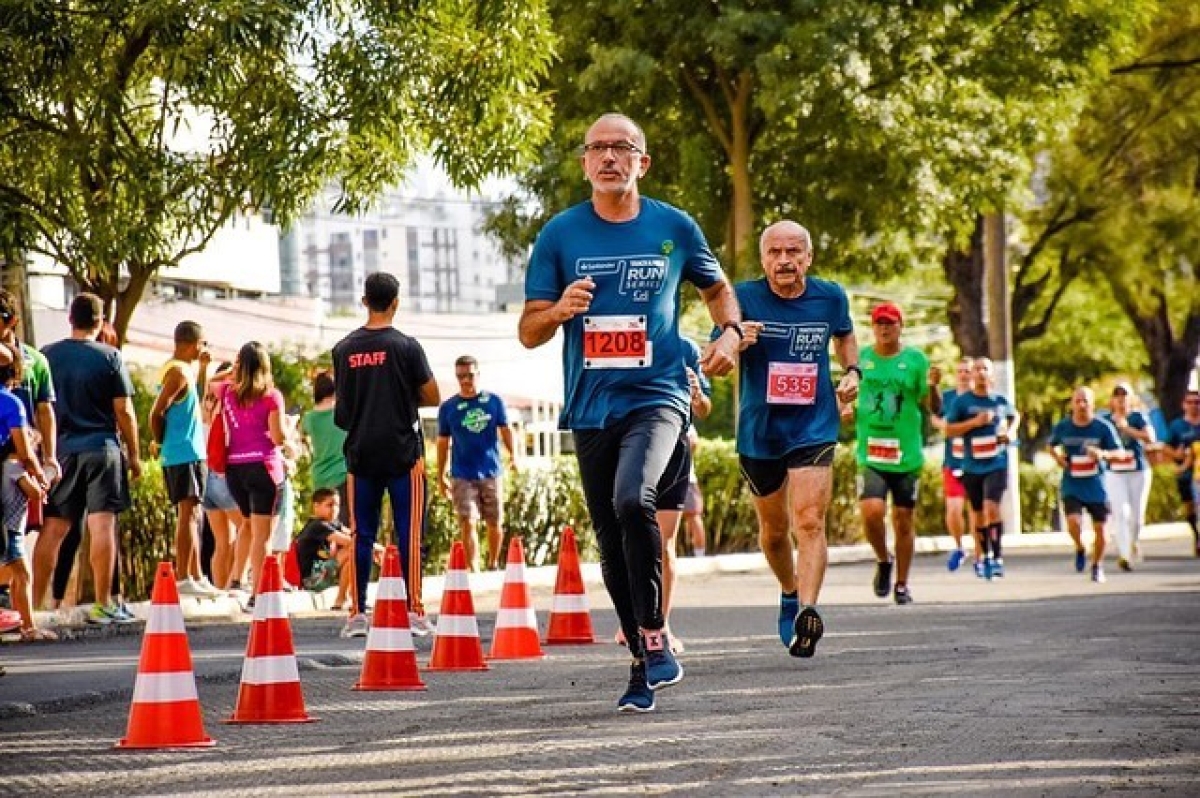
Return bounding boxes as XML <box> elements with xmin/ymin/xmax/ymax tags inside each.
<box><xmin>699</xmin><ymin>330</ymin><xmax>739</xmax><ymax>377</ymax></box>
<box><xmin>149</xmin><ymin>440</ymin><xmax>161</xmax><ymax>459</ymax></box>
<box><xmin>439</xmin><ymin>473</ymin><xmax>452</xmax><ymax>501</ymax></box>
<box><xmin>835</xmin><ymin>371</ymin><xmax>860</xmax><ymax>405</ymax></box>
<box><xmin>42</xmin><ymin>458</ymin><xmax>61</xmax><ymax>486</ymax></box>
<box><xmin>928</xmin><ymin>364</ymin><xmax>943</xmax><ymax>388</ymax></box>
<box><xmin>128</xmin><ymin>457</ymin><xmax>143</xmax><ymax>481</ymax></box>
<box><xmin>740</xmin><ymin>321</ymin><xmax>763</xmax><ymax>351</ymax></box>
<box><xmin>973</xmin><ymin>409</ymin><xmax>997</xmax><ymax>428</ymax></box>
<box><xmin>554</xmin><ymin>277</ymin><xmax>595</xmax><ymax>322</ymax></box>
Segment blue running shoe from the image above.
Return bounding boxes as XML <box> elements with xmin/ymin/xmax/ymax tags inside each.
<box><xmin>974</xmin><ymin>560</ymin><xmax>986</xmax><ymax>579</ymax></box>
<box><xmin>642</xmin><ymin>629</ymin><xmax>683</xmax><ymax>690</ymax></box>
<box><xmin>1074</xmin><ymin>549</ymin><xmax>1087</xmax><ymax>573</ymax></box>
<box><xmin>617</xmin><ymin>661</ymin><xmax>655</xmax><ymax>713</ymax></box>
<box><xmin>778</xmin><ymin>594</ymin><xmax>800</xmax><ymax>647</ymax></box>
<box><xmin>947</xmin><ymin>549</ymin><xmax>966</xmax><ymax>572</ymax></box>
<box><xmin>991</xmin><ymin>559</ymin><xmax>1005</xmax><ymax>578</ymax></box>
<box><xmin>983</xmin><ymin>557</ymin><xmax>995</xmax><ymax>581</ymax></box>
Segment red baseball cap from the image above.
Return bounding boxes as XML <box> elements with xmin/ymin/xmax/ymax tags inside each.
<box><xmin>870</xmin><ymin>302</ymin><xmax>903</xmax><ymax>324</ymax></box>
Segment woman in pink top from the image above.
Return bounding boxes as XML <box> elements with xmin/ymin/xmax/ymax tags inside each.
<box><xmin>219</xmin><ymin>342</ymin><xmax>285</xmax><ymax>596</ymax></box>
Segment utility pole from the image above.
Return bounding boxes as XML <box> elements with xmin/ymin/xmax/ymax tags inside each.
<box><xmin>984</xmin><ymin>213</ymin><xmax>1021</xmax><ymax>535</ymax></box>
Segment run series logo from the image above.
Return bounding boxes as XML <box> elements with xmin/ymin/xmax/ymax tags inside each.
<box><xmin>575</xmin><ymin>255</ymin><xmax>669</xmax><ymax>303</ymax></box>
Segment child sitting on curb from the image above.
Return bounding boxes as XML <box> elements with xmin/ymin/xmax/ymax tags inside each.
<box><xmin>295</xmin><ymin>487</ymin><xmax>381</xmax><ymax>610</ymax></box>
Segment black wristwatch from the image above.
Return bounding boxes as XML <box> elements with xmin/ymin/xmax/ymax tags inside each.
<box><xmin>721</xmin><ymin>321</ymin><xmax>745</xmax><ymax>340</ymax></box>
<box><xmin>845</xmin><ymin>364</ymin><xmax>863</xmax><ymax>379</ymax></box>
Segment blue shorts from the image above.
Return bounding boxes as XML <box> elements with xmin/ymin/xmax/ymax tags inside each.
<box><xmin>202</xmin><ymin>471</ymin><xmax>240</xmax><ymax>512</ymax></box>
<box><xmin>1</xmin><ymin>528</ymin><xmax>26</xmax><ymax>567</ymax></box>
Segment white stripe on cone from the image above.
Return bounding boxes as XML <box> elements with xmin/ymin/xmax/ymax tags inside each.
<box><xmin>495</xmin><ymin>607</ymin><xmax>537</xmax><ymax>629</ymax></box>
<box><xmin>444</xmin><ymin>570</ymin><xmax>471</xmax><ymax>590</ymax></box>
<box><xmin>145</xmin><ymin>607</ymin><xmax>187</xmax><ymax>635</ymax></box>
<box><xmin>504</xmin><ymin>563</ymin><xmax>527</xmax><ymax>581</ymax></box>
<box><xmin>437</xmin><ymin>614</ymin><xmax>480</xmax><ymax>637</ymax></box>
<box><xmin>253</xmin><ymin>592</ymin><xmax>288</xmax><ymax>620</ymax></box>
<box><xmin>376</xmin><ymin>577</ymin><xmax>409</xmax><ymax>601</ymax></box>
<box><xmin>131</xmin><ymin>672</ymin><xmax>200</xmax><ymax>703</ymax></box>
<box><xmin>551</xmin><ymin>594</ymin><xmax>590</xmax><ymax>613</ymax></box>
<box><xmin>240</xmin><ymin>655</ymin><xmax>301</xmax><ymax>685</ymax></box>
<box><xmin>364</xmin><ymin>626</ymin><xmax>415</xmax><ymax>652</ymax></box>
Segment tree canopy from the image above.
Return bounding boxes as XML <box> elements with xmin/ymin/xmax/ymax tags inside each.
<box><xmin>0</xmin><ymin>0</ymin><xmax>556</xmax><ymax>340</ymax></box>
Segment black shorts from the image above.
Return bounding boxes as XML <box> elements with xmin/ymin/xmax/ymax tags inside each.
<box><xmin>961</xmin><ymin>469</ymin><xmax>1008</xmax><ymax>512</ymax></box>
<box><xmin>739</xmin><ymin>442</ymin><xmax>837</xmax><ymax>497</ymax></box>
<box><xmin>226</xmin><ymin>461</ymin><xmax>282</xmax><ymax>517</ymax></box>
<box><xmin>858</xmin><ymin>466</ymin><xmax>920</xmax><ymax>509</ymax></box>
<box><xmin>1064</xmin><ymin>495</ymin><xmax>1111</xmax><ymax>523</ymax></box>
<box><xmin>657</xmin><ymin>436</ymin><xmax>691</xmax><ymax>511</ymax></box>
<box><xmin>1176</xmin><ymin>475</ymin><xmax>1195</xmax><ymax>505</ymax></box>
<box><xmin>163</xmin><ymin>461</ymin><xmax>206</xmax><ymax>504</ymax></box>
<box><xmin>46</xmin><ymin>448</ymin><xmax>130</xmax><ymax>519</ymax></box>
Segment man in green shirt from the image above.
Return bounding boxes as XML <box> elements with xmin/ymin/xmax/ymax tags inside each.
<box><xmin>853</xmin><ymin>302</ymin><xmax>939</xmax><ymax>605</ymax></box>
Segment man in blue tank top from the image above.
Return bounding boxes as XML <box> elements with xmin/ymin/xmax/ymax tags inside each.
<box><xmin>520</xmin><ymin>113</ymin><xmax>742</xmax><ymax>714</ymax></box>
<box><xmin>150</xmin><ymin>321</ymin><xmax>219</xmax><ymax>598</ymax></box>
<box><xmin>734</xmin><ymin>220</ymin><xmax>861</xmax><ymax>660</ymax></box>
<box><xmin>1050</xmin><ymin>386</ymin><xmax>1124</xmax><ymax>583</ymax></box>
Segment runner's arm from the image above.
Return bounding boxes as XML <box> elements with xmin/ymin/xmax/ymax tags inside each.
<box><xmin>148</xmin><ymin>366</ymin><xmax>186</xmax><ymax>444</ymax></box>
<box><xmin>418</xmin><ymin>377</ymin><xmax>440</xmax><ymax>408</ymax></box>
<box><xmin>519</xmin><ymin>278</ymin><xmax>595</xmax><ymax>349</ymax></box>
<box><xmin>114</xmin><ymin>396</ymin><xmax>142</xmax><ymax>478</ymax></box>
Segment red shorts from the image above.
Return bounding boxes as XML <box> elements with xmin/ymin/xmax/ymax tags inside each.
<box><xmin>942</xmin><ymin>466</ymin><xmax>966</xmax><ymax>500</ymax></box>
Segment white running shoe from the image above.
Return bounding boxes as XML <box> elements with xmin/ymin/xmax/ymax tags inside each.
<box><xmin>408</xmin><ymin>613</ymin><xmax>435</xmax><ymax>637</ymax></box>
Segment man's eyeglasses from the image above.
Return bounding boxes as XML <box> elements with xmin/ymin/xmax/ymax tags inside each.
<box><xmin>582</xmin><ymin>142</ymin><xmax>642</xmax><ymax>157</ymax></box>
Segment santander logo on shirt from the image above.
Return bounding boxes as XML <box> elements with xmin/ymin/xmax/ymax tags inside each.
<box><xmin>347</xmin><ymin>351</ymin><xmax>387</xmax><ymax>368</ymax></box>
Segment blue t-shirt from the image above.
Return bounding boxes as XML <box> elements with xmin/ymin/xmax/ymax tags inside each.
<box><xmin>941</xmin><ymin>388</ymin><xmax>968</xmax><ymax>471</ymax></box>
<box><xmin>1050</xmin><ymin>415</ymin><xmax>1122</xmax><ymax>503</ymax></box>
<box><xmin>1100</xmin><ymin>410</ymin><xmax>1150</xmax><ymax>473</ymax></box>
<box><xmin>437</xmin><ymin>391</ymin><xmax>510</xmax><ymax>480</ymax></box>
<box><xmin>944</xmin><ymin>392</ymin><xmax>1017</xmax><ymax>475</ymax></box>
<box><xmin>1166</xmin><ymin>417</ymin><xmax>1200</xmax><ymax>481</ymax></box>
<box><xmin>0</xmin><ymin>388</ymin><xmax>27</xmax><ymax>449</ymax></box>
<box><xmin>525</xmin><ymin>198</ymin><xmax>725</xmax><ymax>430</ymax></box>
<box><xmin>681</xmin><ymin>337</ymin><xmax>712</xmax><ymax>409</ymax></box>
<box><xmin>735</xmin><ymin>277</ymin><xmax>853</xmax><ymax>459</ymax></box>
<box><xmin>41</xmin><ymin>338</ymin><xmax>135</xmax><ymax>456</ymax></box>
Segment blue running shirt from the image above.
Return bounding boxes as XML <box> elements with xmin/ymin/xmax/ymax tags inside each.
<box><xmin>1100</xmin><ymin>410</ymin><xmax>1150</xmax><ymax>473</ymax></box>
<box><xmin>526</xmin><ymin>199</ymin><xmax>724</xmax><ymax>430</ymax></box>
<box><xmin>437</xmin><ymin>391</ymin><xmax>510</xmax><ymax>480</ymax></box>
<box><xmin>735</xmin><ymin>277</ymin><xmax>853</xmax><ymax>459</ymax></box>
<box><xmin>944</xmin><ymin>392</ymin><xmax>1017</xmax><ymax>475</ymax></box>
<box><xmin>941</xmin><ymin>388</ymin><xmax>968</xmax><ymax>472</ymax></box>
<box><xmin>1050</xmin><ymin>416</ymin><xmax>1123</xmax><ymax>503</ymax></box>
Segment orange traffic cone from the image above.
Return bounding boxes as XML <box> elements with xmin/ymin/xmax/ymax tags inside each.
<box><xmin>428</xmin><ymin>541</ymin><xmax>488</xmax><ymax>671</ymax></box>
<box><xmin>116</xmin><ymin>562</ymin><xmax>215</xmax><ymax>749</ymax></box>
<box><xmin>226</xmin><ymin>555</ymin><xmax>316</xmax><ymax>723</ymax></box>
<box><xmin>489</xmin><ymin>537</ymin><xmax>545</xmax><ymax>660</ymax></box>
<box><xmin>545</xmin><ymin>526</ymin><xmax>595</xmax><ymax>645</ymax></box>
<box><xmin>354</xmin><ymin>545</ymin><xmax>426</xmax><ymax>691</ymax></box>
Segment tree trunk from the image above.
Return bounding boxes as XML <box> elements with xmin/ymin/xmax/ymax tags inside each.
<box><xmin>942</xmin><ymin>215</ymin><xmax>989</xmax><ymax>357</ymax></box>
<box><xmin>110</xmin><ymin>266</ymin><xmax>154</xmax><ymax>346</ymax></box>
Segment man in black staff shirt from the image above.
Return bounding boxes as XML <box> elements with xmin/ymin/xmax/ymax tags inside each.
<box><xmin>332</xmin><ymin>273</ymin><xmax>440</xmax><ymax>638</ymax></box>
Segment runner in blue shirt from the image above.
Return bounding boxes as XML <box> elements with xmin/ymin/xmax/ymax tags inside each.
<box><xmin>943</xmin><ymin>357</ymin><xmax>1020</xmax><ymax>579</ymax></box>
<box><xmin>734</xmin><ymin>220</ymin><xmax>861</xmax><ymax>660</ymax></box>
<box><xmin>1165</xmin><ymin>390</ymin><xmax>1200</xmax><ymax>557</ymax></box>
<box><xmin>1050</xmin><ymin>386</ymin><xmax>1124</xmax><ymax>583</ymax></box>
<box><xmin>1101</xmin><ymin>383</ymin><xmax>1156</xmax><ymax>570</ymax></box>
<box><xmin>519</xmin><ymin>113</ymin><xmax>741</xmax><ymax>713</ymax></box>
<box><xmin>931</xmin><ymin>357</ymin><xmax>980</xmax><ymax>573</ymax></box>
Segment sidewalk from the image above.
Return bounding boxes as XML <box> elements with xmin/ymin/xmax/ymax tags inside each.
<box><xmin>23</xmin><ymin>521</ymin><xmax>1194</xmax><ymax>633</ymax></box>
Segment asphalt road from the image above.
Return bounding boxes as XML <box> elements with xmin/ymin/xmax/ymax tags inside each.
<box><xmin>2</xmin><ymin>539</ymin><xmax>1199</xmax><ymax>797</ymax></box>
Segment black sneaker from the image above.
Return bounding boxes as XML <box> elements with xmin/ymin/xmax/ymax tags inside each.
<box><xmin>893</xmin><ymin>584</ymin><xmax>913</xmax><ymax>605</ymax></box>
<box><xmin>789</xmin><ymin>606</ymin><xmax>825</xmax><ymax>658</ymax></box>
<box><xmin>873</xmin><ymin>560</ymin><xmax>893</xmax><ymax>598</ymax></box>
<box><xmin>617</xmin><ymin>660</ymin><xmax>655</xmax><ymax>713</ymax></box>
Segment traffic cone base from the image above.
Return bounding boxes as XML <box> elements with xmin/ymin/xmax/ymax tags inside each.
<box><xmin>354</xmin><ymin>546</ymin><xmax>426</xmax><ymax>691</ymax></box>
<box><xmin>116</xmin><ymin>563</ymin><xmax>215</xmax><ymax>749</ymax></box>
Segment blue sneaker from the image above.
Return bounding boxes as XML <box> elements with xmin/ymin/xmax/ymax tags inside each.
<box><xmin>983</xmin><ymin>557</ymin><xmax>995</xmax><ymax>581</ymax></box>
<box><xmin>641</xmin><ymin>628</ymin><xmax>683</xmax><ymax>690</ymax></box>
<box><xmin>617</xmin><ymin>660</ymin><xmax>655</xmax><ymax>713</ymax></box>
<box><xmin>1074</xmin><ymin>549</ymin><xmax>1087</xmax><ymax>573</ymax></box>
<box><xmin>778</xmin><ymin>594</ymin><xmax>800</xmax><ymax>647</ymax></box>
<box><xmin>974</xmin><ymin>560</ymin><xmax>986</xmax><ymax>579</ymax></box>
<box><xmin>947</xmin><ymin>549</ymin><xmax>966</xmax><ymax>572</ymax></box>
<box><xmin>991</xmin><ymin>559</ymin><xmax>1005</xmax><ymax>578</ymax></box>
